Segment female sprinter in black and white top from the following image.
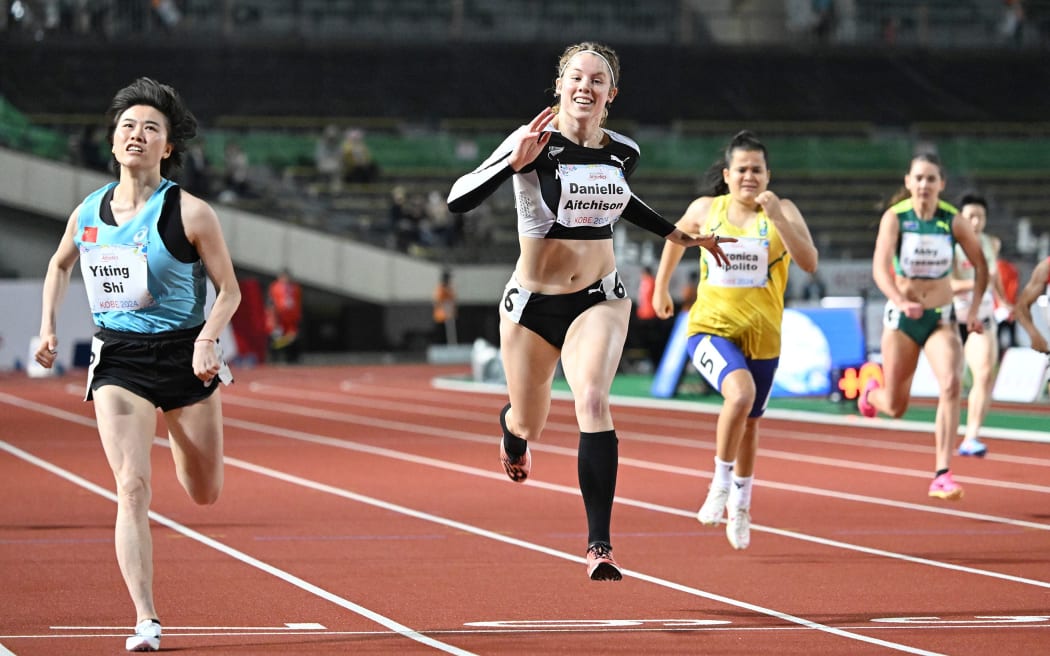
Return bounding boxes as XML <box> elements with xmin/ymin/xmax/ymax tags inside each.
<box><xmin>448</xmin><ymin>41</ymin><xmax>730</xmax><ymax>581</ymax></box>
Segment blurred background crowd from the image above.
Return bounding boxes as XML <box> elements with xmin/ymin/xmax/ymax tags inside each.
<box><xmin>1</xmin><ymin>0</ymin><xmax>1049</xmax><ymax>361</ymax></box>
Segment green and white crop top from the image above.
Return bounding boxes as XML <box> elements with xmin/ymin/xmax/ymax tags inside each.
<box><xmin>892</xmin><ymin>198</ymin><xmax>957</xmax><ymax>280</ymax></box>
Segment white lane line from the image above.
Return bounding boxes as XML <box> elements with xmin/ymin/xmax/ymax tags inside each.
<box><xmin>223</xmin><ymin>391</ymin><xmax>1050</xmax><ymax>494</ymax></box>
<box><xmin>248</xmin><ymin>382</ymin><xmax>1050</xmax><ymax>467</ymax></box>
<box><xmin>1</xmin><ymin>620</ymin><xmax>1044</xmax><ymax>641</ymax></box>
<box><xmin>1</xmin><ymin>442</ymin><xmax>944</xmax><ymax>656</ymax></box>
<box><xmin>216</xmin><ymin>395</ymin><xmax>1050</xmax><ymax>527</ymax></box>
<box><xmin>215</xmin><ymin>415</ymin><xmax>1050</xmax><ymax>588</ymax></box>
<box><xmin>215</xmin><ymin>453</ymin><xmax>945</xmax><ymax>656</ymax></box>
<box><xmin>432</xmin><ymin>376</ymin><xmax>1050</xmax><ymax>444</ymax></box>
<box><xmin>0</xmin><ymin>440</ymin><xmax>475</xmax><ymax>656</ymax></box>
<box><xmin>4</xmin><ymin>391</ymin><xmax>1048</xmax><ymax>551</ymax></box>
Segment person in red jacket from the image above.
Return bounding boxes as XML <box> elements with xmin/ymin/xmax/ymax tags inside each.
<box><xmin>266</xmin><ymin>269</ymin><xmax>302</xmax><ymax>363</ymax></box>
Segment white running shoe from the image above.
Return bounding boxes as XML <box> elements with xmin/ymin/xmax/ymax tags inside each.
<box><xmin>125</xmin><ymin>619</ymin><xmax>161</xmax><ymax>652</ymax></box>
<box><xmin>726</xmin><ymin>507</ymin><xmax>751</xmax><ymax>550</ymax></box>
<box><xmin>697</xmin><ymin>486</ymin><xmax>730</xmax><ymax>525</ymax></box>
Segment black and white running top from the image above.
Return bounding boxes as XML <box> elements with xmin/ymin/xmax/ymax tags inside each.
<box><xmin>447</xmin><ymin>124</ymin><xmax>675</xmax><ymax>240</ymax></box>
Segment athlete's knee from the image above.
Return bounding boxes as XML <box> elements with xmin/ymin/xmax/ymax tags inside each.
<box><xmin>941</xmin><ymin>378</ymin><xmax>962</xmax><ymax>400</ymax></box>
<box><xmin>722</xmin><ymin>389</ymin><xmax>755</xmax><ymax>416</ymax></box>
<box><xmin>573</xmin><ymin>384</ymin><xmax>611</xmax><ymax>425</ymax></box>
<box><xmin>114</xmin><ymin>473</ymin><xmax>151</xmax><ymax>509</ymax></box>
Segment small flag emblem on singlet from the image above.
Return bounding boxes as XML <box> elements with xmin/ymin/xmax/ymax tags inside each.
<box><xmin>82</xmin><ymin>227</ymin><xmax>98</xmax><ymax>243</ymax></box>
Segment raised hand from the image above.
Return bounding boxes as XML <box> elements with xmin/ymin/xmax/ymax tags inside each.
<box><xmin>508</xmin><ymin>107</ymin><xmax>555</xmax><ymax>171</ymax></box>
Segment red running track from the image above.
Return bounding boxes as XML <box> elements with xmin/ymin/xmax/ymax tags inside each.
<box><xmin>1</xmin><ymin>364</ymin><xmax>1049</xmax><ymax>655</ymax></box>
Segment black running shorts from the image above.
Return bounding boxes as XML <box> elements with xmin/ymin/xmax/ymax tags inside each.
<box><xmin>85</xmin><ymin>324</ymin><xmax>222</xmax><ymax>411</ymax></box>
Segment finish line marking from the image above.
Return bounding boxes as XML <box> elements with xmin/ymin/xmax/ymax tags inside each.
<box><xmin>6</xmin><ymin>615</ymin><xmax>1050</xmax><ymax>643</ymax></box>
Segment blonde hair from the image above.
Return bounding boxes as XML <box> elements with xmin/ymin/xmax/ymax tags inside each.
<box><xmin>551</xmin><ymin>42</ymin><xmax>621</xmax><ymax>125</ymax></box>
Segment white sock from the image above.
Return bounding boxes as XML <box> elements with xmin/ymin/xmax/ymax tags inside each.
<box><xmin>711</xmin><ymin>456</ymin><xmax>734</xmax><ymax>490</ymax></box>
<box><xmin>729</xmin><ymin>474</ymin><xmax>754</xmax><ymax>510</ymax></box>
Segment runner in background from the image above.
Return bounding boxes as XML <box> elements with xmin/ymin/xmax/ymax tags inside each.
<box><xmin>859</xmin><ymin>153</ymin><xmax>988</xmax><ymax>501</ymax></box>
<box><xmin>949</xmin><ymin>194</ymin><xmax>1006</xmax><ymax>457</ymax></box>
<box><xmin>652</xmin><ymin>130</ymin><xmax>818</xmax><ymax>550</ymax></box>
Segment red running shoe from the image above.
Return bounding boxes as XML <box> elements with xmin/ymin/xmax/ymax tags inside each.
<box><xmin>499</xmin><ymin>441</ymin><xmax>531</xmax><ymax>483</ymax></box>
<box><xmin>586</xmin><ymin>541</ymin><xmax>623</xmax><ymax>581</ymax></box>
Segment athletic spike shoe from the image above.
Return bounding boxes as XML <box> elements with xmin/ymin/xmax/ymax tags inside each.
<box><xmin>499</xmin><ymin>440</ymin><xmax>531</xmax><ymax>483</ymax></box>
<box><xmin>586</xmin><ymin>541</ymin><xmax>623</xmax><ymax>581</ymax></box>
<box><xmin>697</xmin><ymin>485</ymin><xmax>730</xmax><ymax>525</ymax></box>
<box><xmin>957</xmin><ymin>438</ymin><xmax>988</xmax><ymax>457</ymax></box>
<box><xmin>726</xmin><ymin>507</ymin><xmax>751</xmax><ymax>550</ymax></box>
<box><xmin>928</xmin><ymin>471</ymin><xmax>964</xmax><ymax>500</ymax></box>
<box><xmin>125</xmin><ymin>619</ymin><xmax>161</xmax><ymax>652</ymax></box>
<box><xmin>857</xmin><ymin>378</ymin><xmax>879</xmax><ymax>418</ymax></box>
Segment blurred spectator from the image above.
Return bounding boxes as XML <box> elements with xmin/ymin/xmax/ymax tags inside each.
<box><xmin>996</xmin><ymin>256</ymin><xmax>1020</xmax><ymax>349</ymax></box>
<box><xmin>341</xmin><ymin>128</ymin><xmax>380</xmax><ymax>184</ymax></box>
<box><xmin>314</xmin><ymin>124</ymin><xmax>344</xmax><ymax>193</ymax></box>
<box><xmin>179</xmin><ymin>139</ymin><xmax>215</xmax><ymax>199</ymax></box>
<box><xmin>424</xmin><ymin>189</ymin><xmax>460</xmax><ymax>248</ymax></box>
<box><xmin>812</xmin><ymin>0</ymin><xmax>835</xmax><ymax>42</ymax></box>
<box><xmin>1001</xmin><ymin>0</ymin><xmax>1026</xmax><ymax>46</ymax></box>
<box><xmin>218</xmin><ymin>140</ymin><xmax>253</xmax><ymax>202</ymax></box>
<box><xmin>266</xmin><ymin>269</ymin><xmax>303</xmax><ymax>363</ymax></box>
<box><xmin>151</xmin><ymin>0</ymin><xmax>180</xmax><ymax>31</ymax></box>
<box><xmin>679</xmin><ymin>269</ymin><xmax>698</xmax><ymax>313</ymax></box>
<box><xmin>432</xmin><ymin>268</ymin><xmax>457</xmax><ymax>345</ymax></box>
<box><xmin>389</xmin><ymin>185</ymin><xmax>421</xmax><ymax>252</ymax></box>
<box><xmin>633</xmin><ymin>265</ymin><xmax>668</xmax><ymax>370</ymax></box>
<box><xmin>74</xmin><ymin>124</ymin><xmax>109</xmax><ymax>172</ymax></box>
<box><xmin>801</xmin><ymin>271</ymin><xmax>827</xmax><ymax>301</ymax></box>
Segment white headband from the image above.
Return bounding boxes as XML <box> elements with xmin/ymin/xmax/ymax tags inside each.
<box><xmin>562</xmin><ymin>49</ymin><xmax>616</xmax><ymax>88</ymax></box>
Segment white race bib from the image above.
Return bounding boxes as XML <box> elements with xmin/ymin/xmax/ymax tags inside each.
<box><xmin>898</xmin><ymin>232</ymin><xmax>953</xmax><ymax>278</ymax></box>
<box><xmin>80</xmin><ymin>244</ymin><xmax>154</xmax><ymax>313</ymax></box>
<box><xmin>556</xmin><ymin>164</ymin><xmax>629</xmax><ymax>229</ymax></box>
<box><xmin>705</xmin><ymin>238</ymin><xmax>769</xmax><ymax>288</ymax></box>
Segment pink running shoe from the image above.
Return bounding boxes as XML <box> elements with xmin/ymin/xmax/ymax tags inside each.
<box><xmin>928</xmin><ymin>471</ymin><xmax>964</xmax><ymax>500</ymax></box>
<box><xmin>586</xmin><ymin>541</ymin><xmax>623</xmax><ymax>581</ymax></box>
<box><xmin>499</xmin><ymin>441</ymin><xmax>531</xmax><ymax>483</ymax></box>
<box><xmin>857</xmin><ymin>378</ymin><xmax>879</xmax><ymax>418</ymax></box>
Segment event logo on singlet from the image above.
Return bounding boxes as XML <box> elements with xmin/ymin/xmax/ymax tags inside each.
<box><xmin>705</xmin><ymin>238</ymin><xmax>769</xmax><ymax>288</ymax></box>
<box><xmin>80</xmin><ymin>244</ymin><xmax>155</xmax><ymax>312</ymax></box>
<box><xmin>557</xmin><ymin>164</ymin><xmax>629</xmax><ymax>228</ymax></box>
<box><xmin>899</xmin><ymin>232</ymin><xmax>952</xmax><ymax>278</ymax></box>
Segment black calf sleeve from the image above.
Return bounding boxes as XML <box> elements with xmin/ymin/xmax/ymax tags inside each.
<box><xmin>500</xmin><ymin>403</ymin><xmax>528</xmax><ymax>457</ymax></box>
<box><xmin>578</xmin><ymin>429</ymin><xmax>618</xmax><ymax>545</ymax></box>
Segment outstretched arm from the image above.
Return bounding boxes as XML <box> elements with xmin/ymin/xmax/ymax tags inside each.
<box><xmin>447</xmin><ymin>108</ymin><xmax>554</xmax><ymax>214</ymax></box>
<box><xmin>652</xmin><ymin>197</ymin><xmax>714</xmax><ymax>319</ymax></box>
